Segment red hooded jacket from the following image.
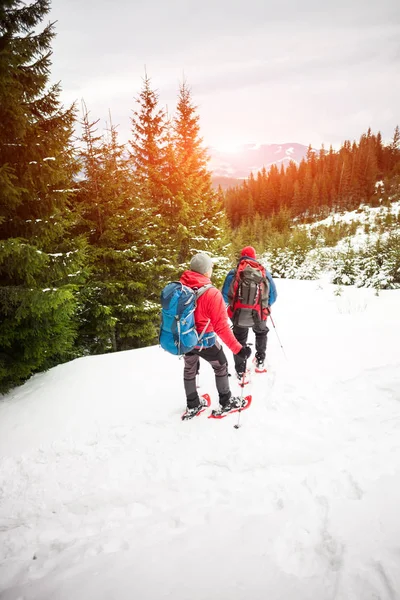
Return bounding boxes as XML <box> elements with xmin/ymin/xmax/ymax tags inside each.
<box><xmin>180</xmin><ymin>270</ymin><xmax>242</xmax><ymax>355</ymax></box>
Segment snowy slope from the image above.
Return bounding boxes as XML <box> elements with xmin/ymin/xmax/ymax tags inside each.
<box><xmin>304</xmin><ymin>200</ymin><xmax>400</xmax><ymax>252</ymax></box>
<box><xmin>1</xmin><ymin>280</ymin><xmax>400</xmax><ymax>600</ymax></box>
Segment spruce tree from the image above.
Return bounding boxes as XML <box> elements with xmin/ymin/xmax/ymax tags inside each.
<box><xmin>129</xmin><ymin>74</ymin><xmax>170</xmax><ymax>212</ymax></box>
<box><xmin>172</xmin><ymin>80</ymin><xmax>227</xmax><ymax>266</ymax></box>
<box><xmin>74</xmin><ymin>106</ymin><xmax>160</xmax><ymax>352</ymax></box>
<box><xmin>388</xmin><ymin>125</ymin><xmax>400</xmax><ymax>174</ymax></box>
<box><xmin>0</xmin><ymin>0</ymin><xmax>84</xmax><ymax>392</ymax></box>
<box><xmin>129</xmin><ymin>75</ymin><xmax>176</xmax><ymax>277</ymax></box>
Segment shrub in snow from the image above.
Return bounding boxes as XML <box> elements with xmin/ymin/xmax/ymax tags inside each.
<box><xmin>331</xmin><ymin>245</ymin><xmax>359</xmax><ymax>286</ymax></box>
<box><xmin>356</xmin><ymin>235</ymin><xmax>400</xmax><ymax>289</ymax></box>
<box><xmin>263</xmin><ymin>246</ymin><xmax>320</xmax><ymax>280</ymax></box>
<box><xmin>295</xmin><ymin>254</ymin><xmax>321</xmax><ymax>280</ymax></box>
<box><xmin>268</xmin><ymin>248</ymin><xmax>299</xmax><ymax>279</ymax></box>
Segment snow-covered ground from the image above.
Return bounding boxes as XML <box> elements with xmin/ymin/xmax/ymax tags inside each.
<box><xmin>1</xmin><ymin>279</ymin><xmax>400</xmax><ymax>600</ymax></box>
<box><xmin>265</xmin><ymin>200</ymin><xmax>400</xmax><ymax>286</ymax></box>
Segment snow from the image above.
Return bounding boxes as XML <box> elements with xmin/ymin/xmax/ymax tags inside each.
<box><xmin>48</xmin><ymin>251</ymin><xmax>77</xmax><ymax>258</ymax></box>
<box><xmin>304</xmin><ymin>201</ymin><xmax>400</xmax><ymax>231</ymax></box>
<box><xmin>298</xmin><ymin>200</ymin><xmax>400</xmax><ymax>255</ymax></box>
<box><xmin>1</xmin><ymin>279</ymin><xmax>400</xmax><ymax>599</ymax></box>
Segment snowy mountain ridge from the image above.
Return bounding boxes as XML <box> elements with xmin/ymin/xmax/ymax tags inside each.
<box><xmin>209</xmin><ymin>142</ymin><xmax>310</xmax><ymax>181</ymax></box>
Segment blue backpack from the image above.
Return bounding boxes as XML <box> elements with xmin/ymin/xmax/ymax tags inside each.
<box><xmin>159</xmin><ymin>282</ymin><xmax>215</xmax><ymax>355</ymax></box>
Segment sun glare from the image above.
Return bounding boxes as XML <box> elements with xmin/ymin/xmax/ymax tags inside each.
<box><xmin>212</xmin><ymin>141</ymin><xmax>241</xmax><ymax>154</ymax></box>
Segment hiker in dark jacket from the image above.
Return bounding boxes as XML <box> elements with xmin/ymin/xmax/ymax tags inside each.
<box><xmin>222</xmin><ymin>246</ymin><xmax>277</xmax><ymax>378</ymax></box>
<box><xmin>180</xmin><ymin>253</ymin><xmax>251</xmax><ymax>418</ymax></box>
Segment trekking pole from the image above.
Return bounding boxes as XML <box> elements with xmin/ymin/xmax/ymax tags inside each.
<box><xmin>234</xmin><ymin>357</ymin><xmax>248</xmax><ymax>430</ymax></box>
<box><xmin>269</xmin><ymin>314</ymin><xmax>287</xmax><ymax>359</ymax></box>
<box><xmin>196</xmin><ymin>361</ymin><xmax>200</xmax><ymax>389</ymax></box>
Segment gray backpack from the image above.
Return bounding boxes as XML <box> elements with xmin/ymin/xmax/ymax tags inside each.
<box><xmin>228</xmin><ymin>260</ymin><xmax>270</xmax><ymax>327</ymax></box>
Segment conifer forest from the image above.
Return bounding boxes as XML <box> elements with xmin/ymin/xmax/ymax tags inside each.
<box><xmin>1</xmin><ymin>0</ymin><xmax>399</xmax><ymax>391</ymax></box>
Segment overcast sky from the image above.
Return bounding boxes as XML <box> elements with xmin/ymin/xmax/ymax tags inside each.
<box><xmin>49</xmin><ymin>0</ymin><xmax>400</xmax><ymax>150</ymax></box>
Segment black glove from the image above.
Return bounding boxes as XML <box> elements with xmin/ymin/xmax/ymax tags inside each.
<box><xmin>235</xmin><ymin>345</ymin><xmax>251</xmax><ymax>361</ymax></box>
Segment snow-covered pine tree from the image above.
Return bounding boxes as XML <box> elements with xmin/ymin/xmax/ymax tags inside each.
<box><xmin>331</xmin><ymin>244</ymin><xmax>358</xmax><ymax>286</ymax></box>
<box><xmin>0</xmin><ymin>0</ymin><xmax>85</xmax><ymax>392</ymax></box>
<box><xmin>357</xmin><ymin>235</ymin><xmax>400</xmax><ymax>290</ymax></box>
<box><xmin>74</xmin><ymin>106</ymin><xmax>161</xmax><ymax>352</ymax></box>
<box><xmin>172</xmin><ymin>81</ymin><xmax>229</xmax><ymax>269</ymax></box>
<box><xmin>129</xmin><ymin>74</ymin><xmax>177</xmax><ymax>278</ymax></box>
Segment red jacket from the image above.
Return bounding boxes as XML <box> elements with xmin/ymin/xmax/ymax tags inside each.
<box><xmin>180</xmin><ymin>270</ymin><xmax>242</xmax><ymax>355</ymax></box>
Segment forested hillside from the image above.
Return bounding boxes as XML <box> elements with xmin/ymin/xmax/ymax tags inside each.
<box><xmin>225</xmin><ymin>131</ymin><xmax>400</xmax><ymax>227</ymax></box>
<box><xmin>225</xmin><ymin>131</ymin><xmax>400</xmax><ymax>291</ymax></box>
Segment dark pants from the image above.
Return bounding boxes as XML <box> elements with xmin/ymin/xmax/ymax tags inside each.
<box><xmin>184</xmin><ymin>341</ymin><xmax>231</xmax><ymax>409</ymax></box>
<box><xmin>233</xmin><ymin>321</ymin><xmax>269</xmax><ymax>374</ymax></box>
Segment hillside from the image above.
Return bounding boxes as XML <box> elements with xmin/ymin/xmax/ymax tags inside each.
<box><xmin>1</xmin><ymin>279</ymin><xmax>400</xmax><ymax>599</ymax></box>
<box><xmin>260</xmin><ymin>199</ymin><xmax>400</xmax><ymax>287</ymax></box>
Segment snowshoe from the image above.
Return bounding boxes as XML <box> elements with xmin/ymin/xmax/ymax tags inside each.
<box><xmin>181</xmin><ymin>393</ymin><xmax>211</xmax><ymax>421</ymax></box>
<box><xmin>253</xmin><ymin>356</ymin><xmax>267</xmax><ymax>374</ymax></box>
<box><xmin>209</xmin><ymin>395</ymin><xmax>252</xmax><ymax>419</ymax></box>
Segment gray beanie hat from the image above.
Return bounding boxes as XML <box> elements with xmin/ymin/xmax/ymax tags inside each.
<box><xmin>190</xmin><ymin>253</ymin><xmax>213</xmax><ymax>275</ymax></box>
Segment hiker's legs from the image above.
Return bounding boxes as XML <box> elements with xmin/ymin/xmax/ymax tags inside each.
<box><xmin>232</xmin><ymin>324</ymin><xmax>249</xmax><ymax>374</ymax></box>
<box><xmin>191</xmin><ymin>343</ymin><xmax>232</xmax><ymax>407</ymax></box>
<box><xmin>183</xmin><ymin>352</ymin><xmax>200</xmax><ymax>408</ymax></box>
<box><xmin>253</xmin><ymin>320</ymin><xmax>269</xmax><ymax>360</ymax></box>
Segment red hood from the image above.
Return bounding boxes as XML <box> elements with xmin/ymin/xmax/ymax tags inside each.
<box><xmin>180</xmin><ymin>270</ymin><xmax>211</xmax><ymax>288</ymax></box>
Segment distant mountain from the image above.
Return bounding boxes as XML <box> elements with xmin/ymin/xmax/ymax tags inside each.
<box><xmin>211</xmin><ymin>175</ymin><xmax>241</xmax><ymax>191</ymax></box>
<box><xmin>209</xmin><ymin>142</ymin><xmax>310</xmax><ymax>188</ymax></box>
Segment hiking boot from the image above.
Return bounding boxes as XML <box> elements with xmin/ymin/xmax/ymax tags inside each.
<box><xmin>184</xmin><ymin>405</ymin><xmax>202</xmax><ymax>418</ymax></box>
<box><xmin>219</xmin><ymin>396</ymin><xmax>244</xmax><ymax>413</ymax></box>
<box><xmin>236</xmin><ymin>369</ymin><xmax>250</xmax><ymax>386</ymax></box>
<box><xmin>182</xmin><ymin>396</ymin><xmax>208</xmax><ymax>420</ymax></box>
<box><xmin>255</xmin><ymin>353</ymin><xmax>266</xmax><ymax>370</ymax></box>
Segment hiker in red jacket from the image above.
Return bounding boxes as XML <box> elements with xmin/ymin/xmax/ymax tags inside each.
<box><xmin>180</xmin><ymin>253</ymin><xmax>251</xmax><ymax>418</ymax></box>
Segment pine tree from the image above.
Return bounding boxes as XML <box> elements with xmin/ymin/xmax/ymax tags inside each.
<box><xmin>388</xmin><ymin>125</ymin><xmax>400</xmax><ymax>174</ymax></box>
<box><xmin>129</xmin><ymin>74</ymin><xmax>176</xmax><ymax>275</ymax></box>
<box><xmin>129</xmin><ymin>73</ymin><xmax>169</xmax><ymax>212</ymax></box>
<box><xmin>74</xmin><ymin>106</ymin><xmax>161</xmax><ymax>353</ymax></box>
<box><xmin>291</xmin><ymin>181</ymin><xmax>302</xmax><ymax>216</ymax></box>
<box><xmin>267</xmin><ymin>164</ymin><xmax>281</xmax><ymax>214</ymax></box>
<box><xmin>311</xmin><ymin>180</ymin><xmax>321</xmax><ymax>213</ymax></box>
<box><xmin>0</xmin><ymin>0</ymin><xmax>84</xmax><ymax>392</ymax></box>
<box><xmin>172</xmin><ymin>80</ymin><xmax>226</xmax><ymax>265</ymax></box>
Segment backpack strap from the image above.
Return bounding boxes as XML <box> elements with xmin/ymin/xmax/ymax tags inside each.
<box><xmin>195</xmin><ymin>283</ymin><xmax>213</xmax><ymax>299</ymax></box>
<box><xmin>193</xmin><ymin>284</ymin><xmax>214</xmax><ymax>349</ymax></box>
